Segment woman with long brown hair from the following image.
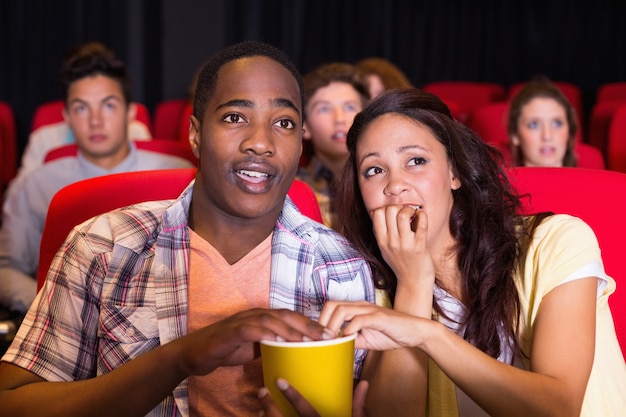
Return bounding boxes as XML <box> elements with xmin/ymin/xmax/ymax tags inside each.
<box><xmin>319</xmin><ymin>88</ymin><xmax>625</xmax><ymax>416</ymax></box>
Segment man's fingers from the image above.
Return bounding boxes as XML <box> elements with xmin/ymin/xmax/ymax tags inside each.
<box><xmin>257</xmin><ymin>387</ymin><xmax>284</xmax><ymax>417</ymax></box>
<box><xmin>233</xmin><ymin>308</ymin><xmax>329</xmax><ymax>343</ymax></box>
<box><xmin>353</xmin><ymin>380</ymin><xmax>369</xmax><ymax>417</ymax></box>
<box><xmin>259</xmin><ymin>379</ymin><xmax>320</xmax><ymax>417</ymax></box>
<box><xmin>275</xmin><ymin>379</ymin><xmax>320</xmax><ymax>417</ymax></box>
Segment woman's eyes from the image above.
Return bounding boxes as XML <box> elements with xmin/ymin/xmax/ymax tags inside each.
<box><xmin>552</xmin><ymin>119</ymin><xmax>565</xmax><ymax>128</ymax></box>
<box><xmin>363</xmin><ymin>166</ymin><xmax>384</xmax><ymax>177</ymax></box>
<box><xmin>407</xmin><ymin>156</ymin><xmax>427</xmax><ymax>166</ymax></box>
<box><xmin>526</xmin><ymin>119</ymin><xmax>566</xmax><ymax>130</ymax></box>
<box><xmin>363</xmin><ymin>157</ymin><xmax>427</xmax><ymax>177</ymax></box>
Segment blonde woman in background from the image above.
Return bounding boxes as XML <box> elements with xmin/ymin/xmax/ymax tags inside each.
<box><xmin>355</xmin><ymin>57</ymin><xmax>413</xmax><ymax>99</ymax></box>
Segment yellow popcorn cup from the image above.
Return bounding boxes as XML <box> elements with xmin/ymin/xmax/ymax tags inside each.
<box><xmin>260</xmin><ymin>333</ymin><xmax>357</xmax><ymax>417</ymax></box>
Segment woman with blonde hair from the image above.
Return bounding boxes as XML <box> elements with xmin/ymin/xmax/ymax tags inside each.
<box><xmin>355</xmin><ymin>57</ymin><xmax>413</xmax><ymax>99</ymax></box>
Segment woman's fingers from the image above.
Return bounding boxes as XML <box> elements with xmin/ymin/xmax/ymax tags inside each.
<box><xmin>320</xmin><ymin>302</ymin><xmax>428</xmax><ymax>351</ymax></box>
<box><xmin>371</xmin><ymin>205</ymin><xmax>426</xmax><ymax>251</ymax></box>
<box><xmin>412</xmin><ymin>209</ymin><xmax>428</xmax><ymax>246</ymax></box>
<box><xmin>319</xmin><ymin>301</ymin><xmax>374</xmax><ymax>333</ymax></box>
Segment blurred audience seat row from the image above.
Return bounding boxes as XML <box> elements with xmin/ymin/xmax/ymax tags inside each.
<box><xmin>5</xmin><ymin>81</ymin><xmax>626</xmax><ymax>193</ymax></box>
<box><xmin>425</xmin><ymin>80</ymin><xmax>626</xmax><ymax>172</ymax></box>
<box><xmin>424</xmin><ymin>81</ymin><xmax>626</xmax><ymax>151</ymax></box>
<box><xmin>422</xmin><ymin>80</ymin><xmax>584</xmax><ymax>126</ymax></box>
<box><xmin>422</xmin><ymin>81</ymin><xmax>506</xmax><ymax>124</ymax></box>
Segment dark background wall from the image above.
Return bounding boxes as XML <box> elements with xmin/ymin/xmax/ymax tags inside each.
<box><xmin>1</xmin><ymin>0</ymin><xmax>625</xmax><ymax>160</ymax></box>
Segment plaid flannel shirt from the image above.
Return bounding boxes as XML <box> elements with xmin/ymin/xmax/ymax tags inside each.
<box><xmin>4</xmin><ymin>181</ymin><xmax>375</xmax><ymax>417</ymax></box>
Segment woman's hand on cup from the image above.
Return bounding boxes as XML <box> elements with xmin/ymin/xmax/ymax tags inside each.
<box><xmin>319</xmin><ymin>301</ymin><xmax>430</xmax><ymax>351</ymax></box>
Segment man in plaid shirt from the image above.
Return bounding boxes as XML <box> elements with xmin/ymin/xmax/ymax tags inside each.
<box><xmin>0</xmin><ymin>41</ymin><xmax>375</xmax><ymax>417</ymax></box>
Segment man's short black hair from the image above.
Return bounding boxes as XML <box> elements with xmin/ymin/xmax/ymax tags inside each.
<box><xmin>193</xmin><ymin>40</ymin><xmax>303</xmax><ymax>122</ymax></box>
<box><xmin>60</xmin><ymin>42</ymin><xmax>131</xmax><ymax>105</ymax></box>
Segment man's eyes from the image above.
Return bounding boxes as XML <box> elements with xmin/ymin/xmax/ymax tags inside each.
<box><xmin>274</xmin><ymin>119</ymin><xmax>296</xmax><ymax>129</ymax></box>
<box><xmin>223</xmin><ymin>113</ymin><xmax>245</xmax><ymax>123</ymax></box>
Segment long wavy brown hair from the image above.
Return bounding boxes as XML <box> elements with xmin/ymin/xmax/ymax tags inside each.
<box><xmin>334</xmin><ymin>88</ymin><xmax>525</xmax><ymax>358</ymax></box>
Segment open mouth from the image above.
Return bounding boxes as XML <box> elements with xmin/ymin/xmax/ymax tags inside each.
<box><xmin>236</xmin><ymin>169</ymin><xmax>269</xmax><ymax>184</ymax></box>
<box><xmin>331</xmin><ymin>131</ymin><xmax>347</xmax><ymax>141</ymax></box>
